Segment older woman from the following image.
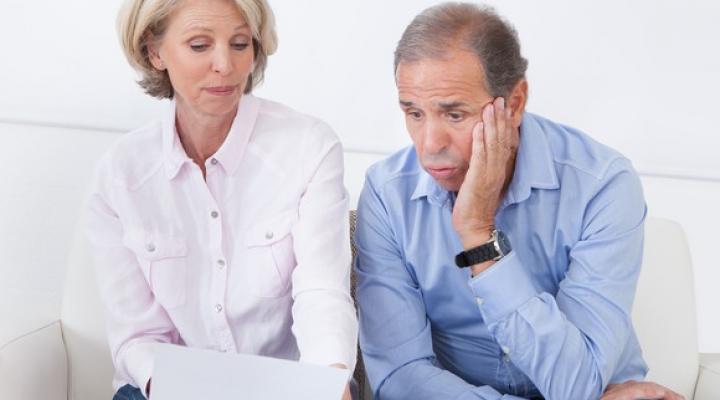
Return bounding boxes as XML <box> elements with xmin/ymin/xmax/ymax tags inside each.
<box><xmin>85</xmin><ymin>0</ymin><xmax>357</xmax><ymax>398</ymax></box>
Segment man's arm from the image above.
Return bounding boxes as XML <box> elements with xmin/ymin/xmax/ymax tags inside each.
<box><xmin>354</xmin><ymin>175</ymin><xmax>524</xmax><ymax>400</ymax></box>
<box><xmin>468</xmin><ymin>158</ymin><xmax>648</xmax><ymax>399</ymax></box>
<box><xmin>454</xmin><ymin>98</ymin><xmax>648</xmax><ymax>399</ymax></box>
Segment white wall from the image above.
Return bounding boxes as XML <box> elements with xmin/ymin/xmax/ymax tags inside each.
<box><xmin>1</xmin><ymin>1</ymin><xmax>719</xmax><ymax>351</ymax></box>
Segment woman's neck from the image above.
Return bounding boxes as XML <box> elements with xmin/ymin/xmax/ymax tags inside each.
<box><xmin>175</xmin><ymin>98</ymin><xmax>237</xmax><ymax>169</ymax></box>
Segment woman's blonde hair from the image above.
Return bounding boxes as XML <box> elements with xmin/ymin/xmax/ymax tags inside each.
<box><xmin>117</xmin><ymin>0</ymin><xmax>278</xmax><ymax>98</ymax></box>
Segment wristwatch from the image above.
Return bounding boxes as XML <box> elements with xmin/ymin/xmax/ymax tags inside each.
<box><xmin>455</xmin><ymin>229</ymin><xmax>512</xmax><ymax>268</ymax></box>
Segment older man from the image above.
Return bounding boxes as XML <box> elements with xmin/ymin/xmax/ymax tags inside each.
<box><xmin>355</xmin><ymin>3</ymin><xmax>682</xmax><ymax>400</ymax></box>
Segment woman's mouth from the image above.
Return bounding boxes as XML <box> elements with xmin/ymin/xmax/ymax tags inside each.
<box><xmin>204</xmin><ymin>86</ymin><xmax>237</xmax><ymax>96</ymax></box>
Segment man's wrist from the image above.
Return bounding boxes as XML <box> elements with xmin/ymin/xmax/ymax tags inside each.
<box><xmin>458</xmin><ymin>228</ymin><xmax>494</xmax><ymax>250</ymax></box>
<box><xmin>456</xmin><ymin>229</ymin><xmax>496</xmax><ymax>277</ymax></box>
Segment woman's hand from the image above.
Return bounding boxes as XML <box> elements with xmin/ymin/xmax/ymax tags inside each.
<box><xmin>329</xmin><ymin>363</ymin><xmax>352</xmax><ymax>400</ymax></box>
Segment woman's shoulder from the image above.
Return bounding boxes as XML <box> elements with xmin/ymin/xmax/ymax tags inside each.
<box><xmin>254</xmin><ymin>96</ymin><xmax>340</xmax><ymax>147</ymax></box>
<box><xmin>94</xmin><ymin>120</ymin><xmax>165</xmax><ymax>190</ymax></box>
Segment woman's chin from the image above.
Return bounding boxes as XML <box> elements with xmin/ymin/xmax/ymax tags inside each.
<box><xmin>193</xmin><ymin>96</ymin><xmax>242</xmax><ymax>117</ymax></box>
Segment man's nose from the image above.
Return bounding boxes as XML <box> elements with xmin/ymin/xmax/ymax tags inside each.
<box><xmin>422</xmin><ymin>119</ymin><xmax>449</xmax><ymax>155</ymax></box>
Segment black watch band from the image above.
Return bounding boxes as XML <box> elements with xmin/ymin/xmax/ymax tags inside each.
<box><xmin>455</xmin><ymin>230</ymin><xmax>511</xmax><ymax>268</ymax></box>
<box><xmin>455</xmin><ymin>242</ymin><xmax>499</xmax><ymax>267</ymax></box>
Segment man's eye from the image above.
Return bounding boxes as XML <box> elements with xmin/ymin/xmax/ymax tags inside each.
<box><xmin>448</xmin><ymin>112</ymin><xmax>464</xmax><ymax>122</ymax></box>
<box><xmin>407</xmin><ymin>111</ymin><xmax>422</xmax><ymax>120</ymax></box>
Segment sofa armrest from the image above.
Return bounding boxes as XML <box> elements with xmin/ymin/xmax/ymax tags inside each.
<box><xmin>694</xmin><ymin>353</ymin><xmax>720</xmax><ymax>400</ymax></box>
<box><xmin>0</xmin><ymin>321</ymin><xmax>67</xmax><ymax>400</ymax></box>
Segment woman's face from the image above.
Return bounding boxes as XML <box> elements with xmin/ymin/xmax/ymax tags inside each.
<box><xmin>149</xmin><ymin>0</ymin><xmax>255</xmax><ymax>117</ymax></box>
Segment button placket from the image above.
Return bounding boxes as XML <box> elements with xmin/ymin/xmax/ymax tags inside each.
<box><xmin>201</xmin><ymin>186</ymin><xmax>234</xmax><ymax>350</ymax></box>
<box><xmin>501</xmin><ymin>346</ymin><xmax>511</xmax><ymax>363</ymax></box>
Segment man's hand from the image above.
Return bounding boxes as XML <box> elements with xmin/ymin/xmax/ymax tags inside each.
<box><xmin>601</xmin><ymin>380</ymin><xmax>685</xmax><ymax>400</ymax></box>
<box><xmin>452</xmin><ymin>97</ymin><xmax>519</xmax><ymax>275</ymax></box>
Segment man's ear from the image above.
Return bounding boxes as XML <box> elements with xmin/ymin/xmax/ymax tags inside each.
<box><xmin>146</xmin><ymin>35</ymin><xmax>165</xmax><ymax>71</ymax></box>
<box><xmin>507</xmin><ymin>79</ymin><xmax>528</xmax><ymax>128</ymax></box>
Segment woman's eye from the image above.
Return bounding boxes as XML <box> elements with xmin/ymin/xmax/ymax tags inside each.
<box><xmin>232</xmin><ymin>43</ymin><xmax>250</xmax><ymax>51</ymax></box>
<box><xmin>189</xmin><ymin>43</ymin><xmax>209</xmax><ymax>52</ymax></box>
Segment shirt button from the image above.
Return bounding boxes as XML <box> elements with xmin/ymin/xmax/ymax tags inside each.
<box><xmin>217</xmin><ymin>259</ymin><xmax>226</xmax><ymax>269</ymax></box>
<box><xmin>501</xmin><ymin>346</ymin><xmax>510</xmax><ymax>355</ymax></box>
<box><xmin>211</xmin><ymin>211</ymin><xmax>219</xmax><ymax>219</ymax></box>
<box><xmin>210</xmin><ymin>158</ymin><xmax>218</xmax><ymax>165</ymax></box>
<box><xmin>265</xmin><ymin>231</ymin><xmax>274</xmax><ymax>240</ymax></box>
<box><xmin>215</xmin><ymin>304</ymin><xmax>223</xmax><ymax>313</ymax></box>
<box><xmin>146</xmin><ymin>243</ymin><xmax>156</xmax><ymax>253</ymax></box>
<box><xmin>475</xmin><ymin>297</ymin><xmax>484</xmax><ymax>306</ymax></box>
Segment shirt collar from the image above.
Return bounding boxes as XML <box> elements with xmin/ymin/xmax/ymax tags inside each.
<box><xmin>162</xmin><ymin>94</ymin><xmax>262</xmax><ymax>180</ymax></box>
<box><xmin>502</xmin><ymin>112</ymin><xmax>560</xmax><ymax>207</ymax></box>
<box><xmin>410</xmin><ymin>112</ymin><xmax>559</xmax><ymax>208</ymax></box>
<box><xmin>410</xmin><ymin>168</ymin><xmax>453</xmax><ymax>207</ymax></box>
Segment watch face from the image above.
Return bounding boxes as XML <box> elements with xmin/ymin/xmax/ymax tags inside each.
<box><xmin>497</xmin><ymin>230</ymin><xmax>512</xmax><ymax>255</ymax></box>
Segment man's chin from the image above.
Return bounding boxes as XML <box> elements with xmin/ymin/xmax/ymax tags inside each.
<box><xmin>425</xmin><ymin>167</ymin><xmax>463</xmax><ymax>192</ymax></box>
<box><xmin>430</xmin><ymin>175</ymin><xmax>462</xmax><ymax>192</ymax></box>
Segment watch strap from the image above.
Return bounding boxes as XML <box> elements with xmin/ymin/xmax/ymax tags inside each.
<box><xmin>455</xmin><ymin>241</ymin><xmax>500</xmax><ymax>267</ymax></box>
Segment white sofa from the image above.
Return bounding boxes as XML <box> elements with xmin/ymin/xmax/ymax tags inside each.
<box><xmin>1</xmin><ymin>121</ymin><xmax>719</xmax><ymax>399</ymax></box>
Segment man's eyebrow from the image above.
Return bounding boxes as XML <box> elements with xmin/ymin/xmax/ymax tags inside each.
<box><xmin>438</xmin><ymin>101</ymin><xmax>468</xmax><ymax>110</ymax></box>
<box><xmin>399</xmin><ymin>100</ymin><xmax>414</xmax><ymax>107</ymax></box>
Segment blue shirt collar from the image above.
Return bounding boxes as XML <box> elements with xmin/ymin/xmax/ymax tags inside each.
<box><xmin>410</xmin><ymin>112</ymin><xmax>559</xmax><ymax>208</ymax></box>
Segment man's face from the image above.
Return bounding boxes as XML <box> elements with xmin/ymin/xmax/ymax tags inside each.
<box><xmin>396</xmin><ymin>49</ymin><xmax>494</xmax><ymax>192</ymax></box>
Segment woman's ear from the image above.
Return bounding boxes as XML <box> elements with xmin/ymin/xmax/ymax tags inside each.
<box><xmin>507</xmin><ymin>79</ymin><xmax>528</xmax><ymax>128</ymax></box>
<box><xmin>146</xmin><ymin>35</ymin><xmax>165</xmax><ymax>71</ymax></box>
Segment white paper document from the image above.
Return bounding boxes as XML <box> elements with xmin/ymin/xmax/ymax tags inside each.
<box><xmin>151</xmin><ymin>344</ymin><xmax>350</xmax><ymax>400</ymax></box>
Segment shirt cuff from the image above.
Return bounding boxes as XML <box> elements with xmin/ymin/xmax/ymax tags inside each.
<box><xmin>467</xmin><ymin>251</ymin><xmax>537</xmax><ymax>325</ymax></box>
<box><xmin>298</xmin><ymin>336</ymin><xmax>358</xmax><ymax>378</ymax></box>
<box><xmin>123</xmin><ymin>342</ymin><xmax>157</xmax><ymax>397</ymax></box>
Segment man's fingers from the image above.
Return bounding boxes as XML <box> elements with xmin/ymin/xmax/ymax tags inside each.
<box><xmin>507</xmin><ymin>108</ymin><xmax>519</xmax><ymax>150</ymax></box>
<box><xmin>471</xmin><ymin>121</ymin><xmax>484</xmax><ymax>159</ymax></box>
<box><xmin>482</xmin><ymin>101</ymin><xmax>497</xmax><ymax>149</ymax></box>
<box><xmin>482</xmin><ymin>100</ymin><xmax>499</xmax><ymax>173</ymax></box>
<box><xmin>632</xmin><ymin>382</ymin><xmax>672</xmax><ymax>399</ymax></box>
<box><xmin>465</xmin><ymin>121</ymin><xmax>485</xmax><ymax>182</ymax></box>
<box><xmin>600</xmin><ymin>381</ymin><xmax>685</xmax><ymax>400</ymax></box>
<box><xmin>495</xmin><ymin>97</ymin><xmax>507</xmax><ymax>147</ymax></box>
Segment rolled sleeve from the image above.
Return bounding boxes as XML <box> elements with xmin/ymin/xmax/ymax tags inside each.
<box><xmin>85</xmin><ymin>158</ymin><xmax>180</xmax><ymax>392</ymax></box>
<box><xmin>123</xmin><ymin>342</ymin><xmax>156</xmax><ymax>396</ymax></box>
<box><xmin>290</xmin><ymin>121</ymin><xmax>358</xmax><ymax>372</ymax></box>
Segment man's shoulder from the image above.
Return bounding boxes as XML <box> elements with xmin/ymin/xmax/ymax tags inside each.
<box><xmin>364</xmin><ymin>146</ymin><xmax>423</xmax><ymax>196</ymax></box>
<box><xmin>529</xmin><ymin>113</ymin><xmax>633</xmax><ymax>182</ymax></box>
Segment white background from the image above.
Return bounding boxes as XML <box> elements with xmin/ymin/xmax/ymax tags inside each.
<box><xmin>1</xmin><ymin>1</ymin><xmax>719</xmax><ymax>351</ymax></box>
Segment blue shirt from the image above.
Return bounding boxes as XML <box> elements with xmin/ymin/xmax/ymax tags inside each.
<box><xmin>355</xmin><ymin>113</ymin><xmax>648</xmax><ymax>400</ymax></box>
